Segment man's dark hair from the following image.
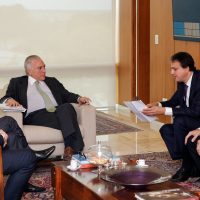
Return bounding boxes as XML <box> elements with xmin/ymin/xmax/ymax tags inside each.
<box><xmin>171</xmin><ymin>52</ymin><xmax>196</xmax><ymax>71</ymax></box>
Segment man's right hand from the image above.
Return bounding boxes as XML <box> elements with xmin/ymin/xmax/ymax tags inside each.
<box><xmin>146</xmin><ymin>102</ymin><xmax>159</xmax><ymax>108</ymax></box>
<box><xmin>6</xmin><ymin>98</ymin><xmax>21</xmax><ymax>107</ymax></box>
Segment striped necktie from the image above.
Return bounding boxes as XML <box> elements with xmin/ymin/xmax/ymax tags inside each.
<box><xmin>35</xmin><ymin>81</ymin><xmax>56</xmax><ymax>112</ymax></box>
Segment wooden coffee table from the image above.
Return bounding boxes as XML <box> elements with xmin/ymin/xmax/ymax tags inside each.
<box><xmin>52</xmin><ymin>161</ymin><xmax>180</xmax><ymax>200</ymax></box>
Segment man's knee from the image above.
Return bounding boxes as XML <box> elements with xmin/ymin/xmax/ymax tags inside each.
<box><xmin>61</xmin><ymin>103</ymin><xmax>74</xmax><ymax>109</ymax></box>
<box><xmin>57</xmin><ymin>103</ymin><xmax>76</xmax><ymax>115</ymax></box>
<box><xmin>0</xmin><ymin>116</ymin><xmax>17</xmax><ymax>124</ymax></box>
<box><xmin>160</xmin><ymin>124</ymin><xmax>172</xmax><ymax>137</ymax></box>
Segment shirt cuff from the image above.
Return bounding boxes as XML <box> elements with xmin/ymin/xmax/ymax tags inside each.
<box><xmin>77</xmin><ymin>96</ymin><xmax>81</xmax><ymax>103</ymax></box>
<box><xmin>165</xmin><ymin>107</ymin><xmax>172</xmax><ymax>116</ymax></box>
<box><xmin>3</xmin><ymin>98</ymin><xmax>11</xmax><ymax>104</ymax></box>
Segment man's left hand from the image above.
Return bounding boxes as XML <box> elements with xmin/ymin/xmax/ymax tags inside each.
<box><xmin>0</xmin><ymin>129</ymin><xmax>8</xmax><ymax>147</ymax></box>
<box><xmin>185</xmin><ymin>129</ymin><xmax>200</xmax><ymax>144</ymax></box>
<box><xmin>142</xmin><ymin>106</ymin><xmax>165</xmax><ymax>116</ymax></box>
<box><xmin>78</xmin><ymin>97</ymin><xmax>91</xmax><ymax>105</ymax></box>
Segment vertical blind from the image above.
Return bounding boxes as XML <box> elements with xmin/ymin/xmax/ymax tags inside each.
<box><xmin>0</xmin><ymin>0</ymin><xmax>115</xmax><ymax>69</ymax></box>
<box><xmin>0</xmin><ymin>0</ymin><xmax>116</xmax><ymax>107</ymax></box>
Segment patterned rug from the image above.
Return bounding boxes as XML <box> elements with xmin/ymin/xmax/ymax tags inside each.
<box><xmin>21</xmin><ymin>152</ymin><xmax>200</xmax><ymax>199</ymax></box>
<box><xmin>96</xmin><ymin>111</ymin><xmax>142</xmax><ymax>135</ymax></box>
<box><xmin>22</xmin><ymin>167</ymin><xmax>54</xmax><ymax>200</ymax></box>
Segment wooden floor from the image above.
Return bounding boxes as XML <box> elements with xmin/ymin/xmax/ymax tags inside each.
<box><xmin>96</xmin><ymin>105</ymin><xmax>169</xmax><ymax>156</ymax></box>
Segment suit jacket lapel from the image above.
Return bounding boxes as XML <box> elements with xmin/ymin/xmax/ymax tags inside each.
<box><xmin>44</xmin><ymin>78</ymin><xmax>61</xmax><ymax>105</ymax></box>
<box><xmin>189</xmin><ymin>72</ymin><xmax>198</xmax><ymax>105</ymax></box>
<box><xmin>20</xmin><ymin>77</ymin><xmax>28</xmax><ymax>108</ymax></box>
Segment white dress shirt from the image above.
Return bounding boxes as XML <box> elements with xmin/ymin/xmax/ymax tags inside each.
<box><xmin>26</xmin><ymin>76</ymin><xmax>58</xmax><ymax>116</ymax></box>
<box><xmin>162</xmin><ymin>73</ymin><xmax>193</xmax><ymax>116</ymax></box>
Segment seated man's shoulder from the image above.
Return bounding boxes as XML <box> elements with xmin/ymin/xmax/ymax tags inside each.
<box><xmin>10</xmin><ymin>76</ymin><xmax>28</xmax><ymax>83</ymax></box>
<box><xmin>45</xmin><ymin>76</ymin><xmax>59</xmax><ymax>83</ymax></box>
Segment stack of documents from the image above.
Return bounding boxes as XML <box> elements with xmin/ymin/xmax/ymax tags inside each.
<box><xmin>124</xmin><ymin>100</ymin><xmax>157</xmax><ymax>122</ymax></box>
<box><xmin>0</xmin><ymin>103</ymin><xmax>26</xmax><ymax>112</ymax></box>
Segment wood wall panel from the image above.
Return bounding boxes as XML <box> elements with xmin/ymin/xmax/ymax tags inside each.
<box><xmin>150</xmin><ymin>0</ymin><xmax>175</xmax><ymax>102</ymax></box>
<box><xmin>138</xmin><ymin>0</ymin><xmax>150</xmax><ymax>104</ymax></box>
<box><xmin>118</xmin><ymin>0</ymin><xmax>135</xmax><ymax>103</ymax></box>
<box><xmin>118</xmin><ymin>0</ymin><xmax>150</xmax><ymax>104</ymax></box>
<box><xmin>175</xmin><ymin>40</ymin><xmax>200</xmax><ymax>69</ymax></box>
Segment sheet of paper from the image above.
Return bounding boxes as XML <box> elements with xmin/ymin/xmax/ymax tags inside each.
<box><xmin>124</xmin><ymin>100</ymin><xmax>157</xmax><ymax>122</ymax></box>
<box><xmin>0</xmin><ymin>103</ymin><xmax>26</xmax><ymax>112</ymax></box>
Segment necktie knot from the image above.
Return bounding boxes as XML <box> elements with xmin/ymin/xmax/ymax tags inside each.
<box><xmin>35</xmin><ymin>81</ymin><xmax>56</xmax><ymax>112</ymax></box>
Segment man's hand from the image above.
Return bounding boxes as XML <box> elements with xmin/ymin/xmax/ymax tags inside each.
<box><xmin>185</xmin><ymin>129</ymin><xmax>200</xmax><ymax>144</ymax></box>
<box><xmin>77</xmin><ymin>96</ymin><xmax>91</xmax><ymax>105</ymax></box>
<box><xmin>197</xmin><ymin>140</ymin><xmax>200</xmax><ymax>156</ymax></box>
<box><xmin>0</xmin><ymin>129</ymin><xmax>8</xmax><ymax>147</ymax></box>
<box><xmin>146</xmin><ymin>102</ymin><xmax>160</xmax><ymax>108</ymax></box>
<box><xmin>6</xmin><ymin>98</ymin><xmax>21</xmax><ymax>107</ymax></box>
<box><xmin>142</xmin><ymin>106</ymin><xmax>165</xmax><ymax>116</ymax></box>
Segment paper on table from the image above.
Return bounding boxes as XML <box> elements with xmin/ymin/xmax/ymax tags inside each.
<box><xmin>124</xmin><ymin>100</ymin><xmax>157</xmax><ymax>122</ymax></box>
<box><xmin>0</xmin><ymin>103</ymin><xmax>26</xmax><ymax>112</ymax></box>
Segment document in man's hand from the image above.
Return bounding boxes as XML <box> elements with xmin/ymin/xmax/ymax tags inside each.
<box><xmin>124</xmin><ymin>100</ymin><xmax>157</xmax><ymax>122</ymax></box>
<box><xmin>0</xmin><ymin>103</ymin><xmax>26</xmax><ymax>112</ymax></box>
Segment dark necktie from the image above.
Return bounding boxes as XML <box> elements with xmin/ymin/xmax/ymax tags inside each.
<box><xmin>183</xmin><ymin>84</ymin><xmax>188</xmax><ymax>105</ymax></box>
<box><xmin>35</xmin><ymin>81</ymin><xmax>56</xmax><ymax>112</ymax></box>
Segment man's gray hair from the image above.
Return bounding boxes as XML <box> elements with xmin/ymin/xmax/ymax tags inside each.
<box><xmin>24</xmin><ymin>55</ymin><xmax>41</xmax><ymax>75</ymax></box>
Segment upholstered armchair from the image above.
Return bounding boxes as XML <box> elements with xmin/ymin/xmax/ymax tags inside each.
<box><xmin>0</xmin><ymin>87</ymin><xmax>96</xmax><ymax>157</ymax></box>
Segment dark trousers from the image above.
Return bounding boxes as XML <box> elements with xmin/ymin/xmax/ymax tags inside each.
<box><xmin>186</xmin><ymin>137</ymin><xmax>200</xmax><ymax>171</ymax></box>
<box><xmin>24</xmin><ymin>103</ymin><xmax>84</xmax><ymax>151</ymax></box>
<box><xmin>3</xmin><ymin>149</ymin><xmax>36</xmax><ymax>200</ymax></box>
<box><xmin>160</xmin><ymin>116</ymin><xmax>200</xmax><ymax>160</ymax></box>
<box><xmin>0</xmin><ymin>116</ymin><xmax>28</xmax><ymax>149</ymax></box>
<box><xmin>0</xmin><ymin>116</ymin><xmax>36</xmax><ymax>200</ymax></box>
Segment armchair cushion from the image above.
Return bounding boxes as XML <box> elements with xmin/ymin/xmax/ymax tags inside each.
<box><xmin>23</xmin><ymin>125</ymin><xmax>84</xmax><ymax>144</ymax></box>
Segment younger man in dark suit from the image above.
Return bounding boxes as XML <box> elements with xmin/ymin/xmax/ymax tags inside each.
<box><xmin>143</xmin><ymin>52</ymin><xmax>200</xmax><ymax>182</ymax></box>
<box><xmin>1</xmin><ymin>55</ymin><xmax>91</xmax><ymax>160</ymax></box>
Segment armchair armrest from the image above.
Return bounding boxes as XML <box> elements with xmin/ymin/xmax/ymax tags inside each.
<box><xmin>71</xmin><ymin>103</ymin><xmax>96</xmax><ymax>151</ymax></box>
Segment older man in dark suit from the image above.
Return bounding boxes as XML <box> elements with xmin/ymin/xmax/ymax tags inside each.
<box><xmin>0</xmin><ymin>55</ymin><xmax>91</xmax><ymax>160</ymax></box>
<box><xmin>143</xmin><ymin>52</ymin><xmax>200</xmax><ymax>182</ymax></box>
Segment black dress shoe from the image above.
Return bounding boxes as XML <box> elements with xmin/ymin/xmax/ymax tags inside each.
<box><xmin>171</xmin><ymin>167</ymin><xmax>190</xmax><ymax>182</ymax></box>
<box><xmin>34</xmin><ymin>146</ymin><xmax>56</xmax><ymax>162</ymax></box>
<box><xmin>24</xmin><ymin>183</ymin><xmax>45</xmax><ymax>193</ymax></box>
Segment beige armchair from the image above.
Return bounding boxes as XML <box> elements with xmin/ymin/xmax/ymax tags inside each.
<box><xmin>0</xmin><ymin>87</ymin><xmax>96</xmax><ymax>157</ymax></box>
